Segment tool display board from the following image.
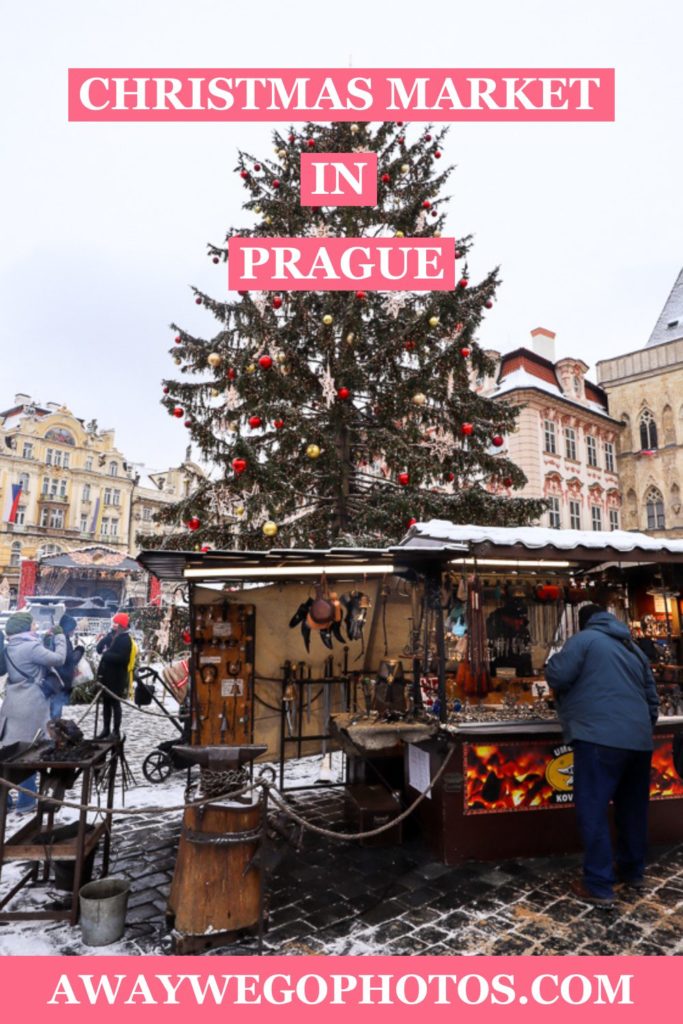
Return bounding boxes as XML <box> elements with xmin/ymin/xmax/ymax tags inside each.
<box><xmin>191</xmin><ymin>601</ymin><xmax>255</xmax><ymax>745</ymax></box>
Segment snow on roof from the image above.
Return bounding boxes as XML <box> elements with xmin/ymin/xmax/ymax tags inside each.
<box><xmin>492</xmin><ymin>367</ymin><xmax>613</xmax><ymax>418</ymax></box>
<box><xmin>646</xmin><ymin>267</ymin><xmax>683</xmax><ymax>348</ymax></box>
<box><xmin>402</xmin><ymin>520</ymin><xmax>683</xmax><ymax>555</ymax></box>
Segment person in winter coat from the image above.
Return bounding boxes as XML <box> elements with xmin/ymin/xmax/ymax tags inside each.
<box><xmin>96</xmin><ymin>612</ymin><xmax>132</xmax><ymax>738</ymax></box>
<box><xmin>545</xmin><ymin>604</ymin><xmax>659</xmax><ymax>907</ymax></box>
<box><xmin>0</xmin><ymin>611</ymin><xmax>67</xmax><ymax>813</ymax></box>
<box><xmin>49</xmin><ymin>613</ymin><xmax>85</xmax><ymax>719</ymax></box>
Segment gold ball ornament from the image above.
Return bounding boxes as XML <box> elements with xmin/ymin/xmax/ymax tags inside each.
<box><xmin>254</xmin><ymin>205</ymin><xmax>261</xmax><ymax>214</ymax></box>
<box><xmin>276</xmin><ymin>353</ymin><xmax>287</xmax><ymax>364</ymax></box>
<box><xmin>346</xmin><ymin>332</ymin><xmax>355</xmax><ymax>344</ymax></box>
<box><xmin>173</xmin><ymin>356</ymin><xmax>182</xmax><ymax>366</ymax></box>
<box><xmin>235</xmin><ymin>505</ymin><xmax>245</xmax><ymax>516</ymax></box>
<box><xmin>262</xmin><ymin>520</ymin><xmax>279</xmax><ymax>538</ymax></box>
<box><xmin>395</xmin><ymin>230</ymin><xmax>405</xmax><ymax>238</ymax></box>
<box><xmin>412</xmin><ymin>392</ymin><xmax>427</xmax><ymax>406</ymax></box>
<box><xmin>246</xmin><ymin>363</ymin><xmax>256</xmax><ymax>374</ymax></box>
<box><xmin>429</xmin><ymin>316</ymin><xmax>440</xmax><ymax>328</ymax></box>
<box><xmin>264</xmin><ymin>216</ymin><xmax>272</xmax><ymax>225</ymax></box>
<box><xmin>350</xmin><ymin>123</ymin><xmax>360</xmax><ymax>134</ymax></box>
<box><xmin>278</xmin><ymin>149</ymin><xmax>287</xmax><ymax>159</ymax></box>
<box><xmin>401</xmin><ymin>164</ymin><xmax>410</xmax><ymax>174</ymax></box>
<box><xmin>306</xmin><ymin>444</ymin><xmax>321</xmax><ymax>459</ymax></box>
<box><xmin>207</xmin><ymin>352</ymin><xmax>222</xmax><ymax>368</ymax></box>
<box><xmin>210</xmin><ymin>388</ymin><xmax>220</xmax><ymax>397</ymax></box>
<box><xmin>433</xmin><ymin>230</ymin><xmax>442</xmax><ymax>237</ymax></box>
<box><xmin>322</xmin><ymin>314</ymin><xmax>334</xmax><ymax>326</ymax></box>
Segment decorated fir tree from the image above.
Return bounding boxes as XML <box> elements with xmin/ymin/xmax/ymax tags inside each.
<box><xmin>144</xmin><ymin>122</ymin><xmax>545</xmax><ymax>550</ymax></box>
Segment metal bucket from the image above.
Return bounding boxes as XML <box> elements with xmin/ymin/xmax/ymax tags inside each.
<box><xmin>79</xmin><ymin>877</ymin><xmax>130</xmax><ymax>946</ymax></box>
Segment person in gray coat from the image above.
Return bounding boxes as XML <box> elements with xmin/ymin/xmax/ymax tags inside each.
<box><xmin>0</xmin><ymin>611</ymin><xmax>67</xmax><ymax>812</ymax></box>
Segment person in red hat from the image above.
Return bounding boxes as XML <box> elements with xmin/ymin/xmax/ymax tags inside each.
<box><xmin>95</xmin><ymin>612</ymin><xmax>133</xmax><ymax>738</ymax></box>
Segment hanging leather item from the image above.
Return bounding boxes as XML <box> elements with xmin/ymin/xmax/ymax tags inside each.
<box><xmin>306</xmin><ymin>573</ymin><xmax>335</xmax><ymax>631</ymax></box>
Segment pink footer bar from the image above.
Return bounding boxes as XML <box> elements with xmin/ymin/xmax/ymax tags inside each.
<box><xmin>0</xmin><ymin>955</ymin><xmax>670</xmax><ymax>1021</ymax></box>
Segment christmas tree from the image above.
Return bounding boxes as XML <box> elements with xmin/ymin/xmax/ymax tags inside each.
<box><xmin>145</xmin><ymin>122</ymin><xmax>546</xmax><ymax>550</ymax></box>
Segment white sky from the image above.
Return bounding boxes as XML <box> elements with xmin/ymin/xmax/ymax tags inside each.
<box><xmin>1</xmin><ymin>0</ymin><xmax>681</xmax><ymax>472</ymax></box>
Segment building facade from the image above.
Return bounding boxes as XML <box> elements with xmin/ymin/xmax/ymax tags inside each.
<box><xmin>478</xmin><ymin>329</ymin><xmax>623</xmax><ymax>532</ymax></box>
<box><xmin>596</xmin><ymin>268</ymin><xmax>683</xmax><ymax>538</ymax></box>
<box><xmin>0</xmin><ymin>395</ymin><xmax>201</xmax><ymax>603</ymax></box>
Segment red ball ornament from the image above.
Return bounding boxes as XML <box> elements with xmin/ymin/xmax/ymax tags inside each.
<box><xmin>381</xmin><ymin>173</ymin><xmax>391</xmax><ymax>183</ymax></box>
<box><xmin>272</xmin><ymin>295</ymin><xmax>283</xmax><ymax>309</ymax></box>
<box><xmin>396</xmin><ymin>120</ymin><xmax>404</xmax><ymax>126</ymax></box>
<box><xmin>228</xmin><ymin>368</ymin><xmax>236</xmax><ymax>380</ymax></box>
<box><xmin>398</xmin><ymin>472</ymin><xmax>410</xmax><ymax>486</ymax></box>
<box><xmin>460</xmin><ymin>347</ymin><xmax>471</xmax><ymax>358</ymax></box>
<box><xmin>337</xmin><ymin>387</ymin><xmax>350</xmax><ymax>401</ymax></box>
<box><xmin>195</xmin><ymin>296</ymin><xmax>202</xmax><ymax>305</ymax></box>
<box><xmin>212</xmin><ymin>256</ymin><xmax>219</xmax><ymax>264</ymax></box>
<box><xmin>491</xmin><ymin>435</ymin><xmax>504</xmax><ymax>448</ymax></box>
<box><xmin>273</xmin><ymin>418</ymin><xmax>285</xmax><ymax>430</ymax></box>
<box><xmin>288</xmin><ymin>134</ymin><xmax>295</xmax><ymax>142</ymax></box>
<box><xmin>485</xmin><ymin>300</ymin><xmax>493</xmax><ymax>309</ymax></box>
<box><xmin>162</xmin><ymin>386</ymin><xmax>170</xmax><ymax>394</ymax></box>
<box><xmin>397</xmin><ymin>136</ymin><xmax>405</xmax><ymax>144</ymax></box>
<box><xmin>258</xmin><ymin>355</ymin><xmax>273</xmax><ymax>370</ymax></box>
<box><xmin>182</xmin><ymin>629</ymin><xmax>192</xmax><ymax>644</ymax></box>
<box><xmin>248</xmin><ymin>416</ymin><xmax>263</xmax><ymax>429</ymax></box>
<box><xmin>307</xmin><ymin>139</ymin><xmax>315</xmax><ymax>148</ymax></box>
<box><xmin>431</xmin><ymin>210</ymin><xmax>438</xmax><ymax>217</ymax></box>
<box><xmin>172</xmin><ymin>407</ymin><xmax>184</xmax><ymax>418</ymax></box>
<box><xmin>461</xmin><ymin>423</ymin><xmax>474</xmax><ymax>436</ymax></box>
<box><xmin>254</xmin><ymin>163</ymin><xmax>261</xmax><ymax>172</ymax></box>
<box><xmin>174</xmin><ymin>334</ymin><xmax>182</xmax><ymax>344</ymax></box>
<box><xmin>407</xmin><ymin>517</ymin><xmax>417</xmax><ymax>527</ymax></box>
<box><xmin>184</xmin><ymin>420</ymin><xmax>192</xmax><ymax>429</ymax></box>
<box><xmin>232</xmin><ymin>458</ymin><xmax>247</xmax><ymax>475</ymax></box>
<box><xmin>404</xmin><ymin>339</ymin><xmax>416</xmax><ymax>351</ymax></box>
<box><xmin>187</xmin><ymin>516</ymin><xmax>201</xmax><ymax>532</ymax></box>
<box><xmin>272</xmin><ymin>179</ymin><xmax>281</xmax><ymax>189</ymax></box>
<box><xmin>238</xmin><ymin>290</ymin><xmax>249</xmax><ymax>296</ymax></box>
<box><xmin>434</xmin><ymin>150</ymin><xmax>442</xmax><ymax>158</ymax></box>
<box><xmin>503</xmin><ymin>477</ymin><xmax>513</xmax><ymax>488</ymax></box>
<box><xmin>446</xmin><ymin>472</ymin><xmax>456</xmax><ymax>482</ymax></box>
<box><xmin>355</xmin><ymin>290</ymin><xmax>367</xmax><ymax>300</ymax></box>
<box><xmin>240</xmin><ymin>170</ymin><xmax>249</xmax><ymax>179</ymax></box>
<box><xmin>422</xmin><ymin>200</ymin><xmax>431</xmax><ymax>209</ymax></box>
<box><xmin>454</xmin><ymin>249</ymin><xmax>461</xmax><ymax>259</ymax></box>
<box><xmin>200</xmin><ymin>545</ymin><xmax>211</xmax><ymax>553</ymax></box>
<box><xmin>424</xmin><ymin>133</ymin><xmax>432</xmax><ymax>142</ymax></box>
<box><xmin>459</xmin><ymin>278</ymin><xmax>469</xmax><ymax>288</ymax></box>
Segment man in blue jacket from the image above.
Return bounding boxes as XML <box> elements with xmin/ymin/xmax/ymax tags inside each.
<box><xmin>545</xmin><ymin>604</ymin><xmax>659</xmax><ymax>907</ymax></box>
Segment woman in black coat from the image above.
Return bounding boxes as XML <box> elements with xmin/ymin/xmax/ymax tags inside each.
<box><xmin>96</xmin><ymin>613</ymin><xmax>132</xmax><ymax>738</ymax></box>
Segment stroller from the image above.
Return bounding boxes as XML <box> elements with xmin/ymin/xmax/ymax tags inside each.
<box><xmin>134</xmin><ymin>664</ymin><xmax>191</xmax><ymax>783</ymax></box>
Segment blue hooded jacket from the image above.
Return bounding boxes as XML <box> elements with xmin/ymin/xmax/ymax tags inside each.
<box><xmin>545</xmin><ymin>611</ymin><xmax>659</xmax><ymax>751</ymax></box>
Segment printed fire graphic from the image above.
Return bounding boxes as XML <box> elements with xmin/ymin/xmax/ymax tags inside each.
<box><xmin>464</xmin><ymin>736</ymin><xmax>683</xmax><ymax>814</ymax></box>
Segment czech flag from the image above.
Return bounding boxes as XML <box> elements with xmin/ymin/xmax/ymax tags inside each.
<box><xmin>5</xmin><ymin>482</ymin><xmax>23</xmax><ymax>524</ymax></box>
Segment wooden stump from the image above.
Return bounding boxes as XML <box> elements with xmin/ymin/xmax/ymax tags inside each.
<box><xmin>168</xmin><ymin>799</ymin><xmax>261</xmax><ymax>939</ymax></box>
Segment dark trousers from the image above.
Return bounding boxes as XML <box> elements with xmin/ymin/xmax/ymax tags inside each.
<box><xmin>572</xmin><ymin>739</ymin><xmax>652</xmax><ymax>898</ymax></box>
<box><xmin>101</xmin><ymin>692</ymin><xmax>122</xmax><ymax>735</ymax></box>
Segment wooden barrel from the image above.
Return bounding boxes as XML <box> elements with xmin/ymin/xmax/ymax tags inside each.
<box><xmin>168</xmin><ymin>798</ymin><xmax>261</xmax><ymax>937</ymax></box>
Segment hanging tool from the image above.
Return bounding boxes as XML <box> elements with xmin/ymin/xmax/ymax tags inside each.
<box><xmin>219</xmin><ymin>701</ymin><xmax>228</xmax><ymax>742</ymax></box>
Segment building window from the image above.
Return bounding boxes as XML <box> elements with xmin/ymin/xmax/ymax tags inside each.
<box><xmin>586</xmin><ymin>435</ymin><xmax>598</xmax><ymax>467</ymax></box>
<box><xmin>569</xmin><ymin>500</ymin><xmax>581</xmax><ymax>530</ymax></box>
<box><xmin>18</xmin><ymin>472</ymin><xmax>30</xmax><ymax>493</ymax></box>
<box><xmin>110</xmin><ymin>519</ymin><xmax>119</xmax><ymax>537</ymax></box>
<box><xmin>547</xmin><ymin>496</ymin><xmax>561</xmax><ymax>529</ymax></box>
<box><xmin>85</xmin><ymin>456</ymin><xmax>93</xmax><ymax>472</ymax></box>
<box><xmin>104</xmin><ymin>487</ymin><xmax>112</xmax><ymax>506</ymax></box>
<box><xmin>609</xmin><ymin>509</ymin><xmax>619</xmax><ymax>531</ymax></box>
<box><xmin>645</xmin><ymin>487</ymin><xmax>665</xmax><ymax>530</ymax></box>
<box><xmin>639</xmin><ymin>410</ymin><xmax>658</xmax><ymax>451</ymax></box>
<box><xmin>22</xmin><ymin>442</ymin><xmax>33</xmax><ymax>459</ymax></box>
<box><xmin>10</xmin><ymin>541</ymin><xmax>21</xmax><ymax>567</ymax></box>
<box><xmin>564</xmin><ymin>428</ymin><xmax>577</xmax><ymax>461</ymax></box>
<box><xmin>142</xmin><ymin>507</ymin><xmax>152</xmax><ymax>522</ymax></box>
<box><xmin>62</xmin><ymin>451</ymin><xmax>70</xmax><ymax>469</ymax></box>
<box><xmin>15</xmin><ymin>505</ymin><xmax>26</xmax><ymax>526</ymax></box>
<box><xmin>112</xmin><ymin>489</ymin><xmax>121</xmax><ymax>506</ymax></box>
<box><xmin>101</xmin><ymin>517</ymin><xmax>109</xmax><ymax>536</ymax></box>
<box><xmin>591</xmin><ymin>505</ymin><xmax>603</xmax><ymax>531</ymax></box>
<box><xmin>82</xmin><ymin>483</ymin><xmax>91</xmax><ymax>501</ymax></box>
<box><xmin>604</xmin><ymin>441</ymin><xmax>615</xmax><ymax>473</ymax></box>
<box><xmin>46</xmin><ymin>448</ymin><xmax>53</xmax><ymax>466</ymax></box>
<box><xmin>543</xmin><ymin>419</ymin><xmax>557</xmax><ymax>454</ymax></box>
<box><xmin>80</xmin><ymin>514</ymin><xmax>89</xmax><ymax>532</ymax></box>
<box><xmin>40</xmin><ymin>507</ymin><xmax>65</xmax><ymax>529</ymax></box>
<box><xmin>109</xmin><ymin>462</ymin><xmax>118</xmax><ymax>477</ymax></box>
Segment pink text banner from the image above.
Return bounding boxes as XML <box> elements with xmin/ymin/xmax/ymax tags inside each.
<box><xmin>228</xmin><ymin>237</ymin><xmax>456</xmax><ymax>291</ymax></box>
<box><xmin>68</xmin><ymin>69</ymin><xmax>615</xmax><ymax>122</ymax></box>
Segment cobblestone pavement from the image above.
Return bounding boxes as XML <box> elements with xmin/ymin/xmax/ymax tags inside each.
<box><xmin>1</xmin><ymin>695</ymin><xmax>682</xmax><ymax>956</ymax></box>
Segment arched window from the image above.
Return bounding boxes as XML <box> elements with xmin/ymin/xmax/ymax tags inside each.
<box><xmin>639</xmin><ymin>410</ymin><xmax>658</xmax><ymax>450</ymax></box>
<box><xmin>36</xmin><ymin>543</ymin><xmax>64</xmax><ymax>559</ymax></box>
<box><xmin>10</xmin><ymin>541</ymin><xmax>21</xmax><ymax>567</ymax></box>
<box><xmin>645</xmin><ymin>487</ymin><xmax>665</xmax><ymax>530</ymax></box>
<box><xmin>108</xmin><ymin>462</ymin><xmax>118</xmax><ymax>477</ymax></box>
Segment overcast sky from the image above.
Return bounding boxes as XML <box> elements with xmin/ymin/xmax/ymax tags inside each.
<box><xmin>1</xmin><ymin>0</ymin><xmax>681</xmax><ymax>473</ymax></box>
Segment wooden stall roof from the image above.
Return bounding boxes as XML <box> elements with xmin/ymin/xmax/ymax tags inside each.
<box><xmin>136</xmin><ymin>543</ymin><xmax>469</xmax><ymax>584</ymax></box>
<box><xmin>400</xmin><ymin>521</ymin><xmax>683</xmax><ymax>565</ymax></box>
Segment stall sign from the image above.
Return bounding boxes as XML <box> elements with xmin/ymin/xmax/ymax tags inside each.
<box><xmin>464</xmin><ymin>735</ymin><xmax>683</xmax><ymax>815</ymax></box>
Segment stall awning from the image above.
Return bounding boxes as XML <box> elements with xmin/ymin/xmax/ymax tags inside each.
<box><xmin>136</xmin><ymin>543</ymin><xmax>469</xmax><ymax>584</ymax></box>
<box><xmin>400</xmin><ymin>521</ymin><xmax>683</xmax><ymax>564</ymax></box>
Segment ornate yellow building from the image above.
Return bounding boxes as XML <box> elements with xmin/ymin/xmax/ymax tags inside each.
<box><xmin>596</xmin><ymin>268</ymin><xmax>683</xmax><ymax>538</ymax></box>
<box><xmin>0</xmin><ymin>395</ymin><xmax>201</xmax><ymax>603</ymax></box>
